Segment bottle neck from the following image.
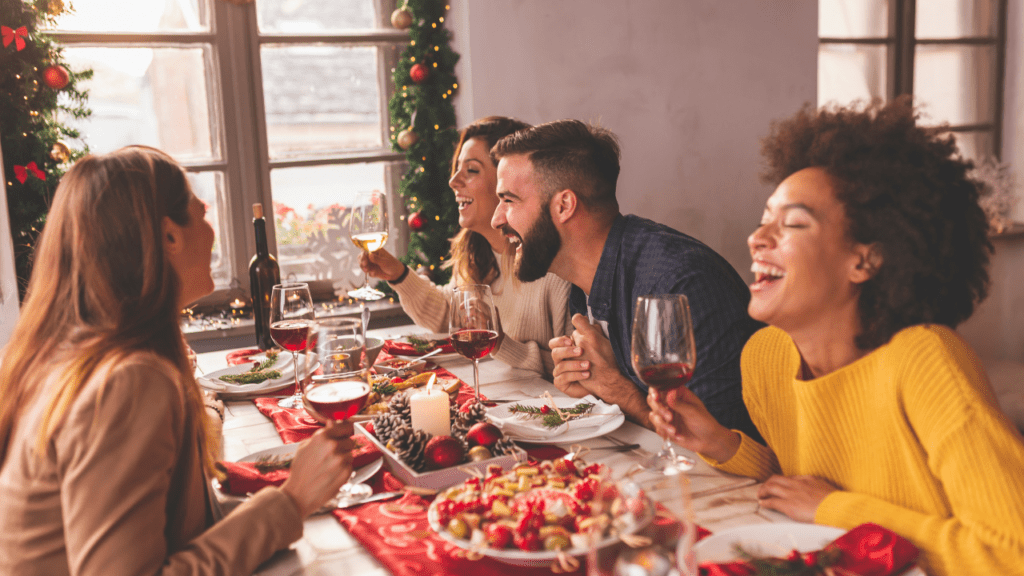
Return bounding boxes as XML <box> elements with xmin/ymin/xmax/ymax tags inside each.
<box><xmin>253</xmin><ymin>217</ymin><xmax>270</xmax><ymax>258</ymax></box>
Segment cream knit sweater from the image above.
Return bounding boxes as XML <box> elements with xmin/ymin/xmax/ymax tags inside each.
<box><xmin>390</xmin><ymin>257</ymin><xmax>571</xmax><ymax>379</ymax></box>
<box><xmin>710</xmin><ymin>325</ymin><xmax>1024</xmax><ymax>576</ymax></box>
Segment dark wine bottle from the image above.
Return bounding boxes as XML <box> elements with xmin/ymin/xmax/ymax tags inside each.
<box><xmin>249</xmin><ymin>203</ymin><xmax>280</xmax><ymax>350</ymax></box>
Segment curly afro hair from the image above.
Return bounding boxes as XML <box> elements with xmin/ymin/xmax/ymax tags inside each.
<box><xmin>760</xmin><ymin>96</ymin><xmax>992</xmax><ymax>350</ymax></box>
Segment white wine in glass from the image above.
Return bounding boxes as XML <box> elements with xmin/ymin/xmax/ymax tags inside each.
<box><xmin>348</xmin><ymin>191</ymin><xmax>389</xmax><ymax>301</ymax></box>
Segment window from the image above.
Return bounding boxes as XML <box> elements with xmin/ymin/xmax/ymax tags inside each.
<box><xmin>819</xmin><ymin>0</ymin><xmax>1007</xmax><ymax>160</ymax></box>
<box><xmin>46</xmin><ymin>0</ymin><xmax>406</xmax><ymax>302</ymax></box>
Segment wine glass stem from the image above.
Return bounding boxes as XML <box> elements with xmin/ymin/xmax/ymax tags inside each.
<box><xmin>472</xmin><ymin>358</ymin><xmax>480</xmax><ymax>402</ymax></box>
<box><xmin>291</xmin><ymin>351</ymin><xmax>302</xmax><ymax>404</ymax></box>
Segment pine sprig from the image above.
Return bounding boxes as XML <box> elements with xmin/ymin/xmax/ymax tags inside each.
<box><xmin>372</xmin><ymin>380</ymin><xmax>397</xmax><ymax>397</ymax></box>
<box><xmin>219</xmin><ymin>352</ymin><xmax>282</xmax><ymax>384</ymax></box>
<box><xmin>508</xmin><ymin>402</ymin><xmax>595</xmax><ymax>428</ymax></box>
<box><xmin>733</xmin><ymin>544</ymin><xmax>843</xmax><ymax>575</ymax></box>
<box><xmin>252</xmin><ymin>454</ymin><xmax>293</xmax><ymax>474</ymax></box>
<box><xmin>253</xmin><ymin>351</ymin><xmax>279</xmax><ymax>371</ymax></box>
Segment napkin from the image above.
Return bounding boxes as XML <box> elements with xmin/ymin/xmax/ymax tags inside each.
<box><xmin>698</xmin><ymin>523</ymin><xmax>919</xmax><ymax>576</ymax></box>
<box><xmin>382</xmin><ymin>338</ymin><xmax>455</xmax><ymax>357</ymax></box>
<box><xmin>217</xmin><ymin>435</ymin><xmax>383</xmax><ymax>496</ymax></box>
<box><xmin>486</xmin><ymin>395</ymin><xmax>622</xmax><ymax>440</ymax></box>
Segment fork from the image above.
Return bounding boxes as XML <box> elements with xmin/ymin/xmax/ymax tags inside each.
<box><xmin>563</xmin><ymin>443</ymin><xmax>640</xmax><ymax>462</ymax></box>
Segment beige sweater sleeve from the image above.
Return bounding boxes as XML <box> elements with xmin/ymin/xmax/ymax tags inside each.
<box><xmin>56</xmin><ymin>361</ymin><xmax>302</xmax><ymax>576</ymax></box>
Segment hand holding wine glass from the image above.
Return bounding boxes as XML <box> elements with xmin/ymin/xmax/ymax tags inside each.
<box><xmin>449</xmin><ymin>285</ymin><xmax>498</xmax><ymax>402</ymax></box>
<box><xmin>270</xmin><ymin>283</ymin><xmax>315</xmax><ymax>409</ymax></box>
<box><xmin>631</xmin><ymin>294</ymin><xmax>697</xmax><ymax>474</ymax></box>
<box><xmin>348</xmin><ymin>190</ymin><xmax>389</xmax><ymax>301</ymax></box>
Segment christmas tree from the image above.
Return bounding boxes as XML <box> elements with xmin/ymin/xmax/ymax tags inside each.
<box><xmin>1</xmin><ymin>0</ymin><xmax>90</xmax><ymax>299</ymax></box>
<box><xmin>387</xmin><ymin>0</ymin><xmax>459</xmax><ymax>287</ymax></box>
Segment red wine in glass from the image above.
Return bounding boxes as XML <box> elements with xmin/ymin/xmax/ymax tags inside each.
<box><xmin>305</xmin><ymin>381</ymin><xmax>370</xmax><ymax>421</ymax></box>
<box><xmin>270</xmin><ymin>320</ymin><xmax>311</xmax><ymax>352</ymax></box>
<box><xmin>639</xmin><ymin>362</ymin><xmax>694</xmax><ymax>392</ymax></box>
<box><xmin>451</xmin><ymin>329</ymin><xmax>498</xmax><ymax>360</ymax></box>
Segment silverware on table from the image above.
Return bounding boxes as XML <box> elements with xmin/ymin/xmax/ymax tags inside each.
<box><xmin>334</xmin><ymin>490</ymin><xmax>404</xmax><ymax>510</ymax></box>
<box><xmin>563</xmin><ymin>443</ymin><xmax>641</xmax><ymax>461</ymax></box>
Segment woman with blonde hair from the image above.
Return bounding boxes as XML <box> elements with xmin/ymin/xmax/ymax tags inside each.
<box><xmin>0</xmin><ymin>146</ymin><xmax>355</xmax><ymax>574</ymax></box>
<box><xmin>361</xmin><ymin>116</ymin><xmax>570</xmax><ymax>378</ymax></box>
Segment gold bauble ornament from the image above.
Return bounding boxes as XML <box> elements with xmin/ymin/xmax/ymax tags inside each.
<box><xmin>397</xmin><ymin>128</ymin><xmax>418</xmax><ymax>150</ymax></box>
<box><xmin>467</xmin><ymin>445</ymin><xmax>493</xmax><ymax>462</ymax></box>
<box><xmin>390</xmin><ymin>7</ymin><xmax>413</xmax><ymax>29</ymax></box>
<box><xmin>50</xmin><ymin>140</ymin><xmax>71</xmax><ymax>163</ymax></box>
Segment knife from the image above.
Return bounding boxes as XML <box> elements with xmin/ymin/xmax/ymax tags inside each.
<box><xmin>333</xmin><ymin>490</ymin><xmax>404</xmax><ymax>510</ymax></box>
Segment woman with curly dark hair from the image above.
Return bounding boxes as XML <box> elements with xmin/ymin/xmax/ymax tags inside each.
<box><xmin>648</xmin><ymin>97</ymin><xmax>1024</xmax><ymax>576</ymax></box>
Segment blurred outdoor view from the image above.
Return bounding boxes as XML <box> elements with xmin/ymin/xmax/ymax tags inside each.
<box><xmin>49</xmin><ymin>0</ymin><xmax>399</xmax><ymax>291</ymax></box>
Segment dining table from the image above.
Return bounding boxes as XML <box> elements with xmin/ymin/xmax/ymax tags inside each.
<box><xmin>197</xmin><ymin>323</ymin><xmax>791</xmax><ymax>576</ymax></box>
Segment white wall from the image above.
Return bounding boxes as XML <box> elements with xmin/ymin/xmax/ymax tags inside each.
<box><xmin>449</xmin><ymin>0</ymin><xmax>818</xmax><ymax>276</ymax></box>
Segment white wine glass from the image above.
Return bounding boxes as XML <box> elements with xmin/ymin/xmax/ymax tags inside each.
<box><xmin>347</xmin><ymin>190</ymin><xmax>389</xmax><ymax>301</ymax></box>
<box><xmin>449</xmin><ymin>285</ymin><xmax>498</xmax><ymax>402</ymax></box>
<box><xmin>631</xmin><ymin>294</ymin><xmax>697</xmax><ymax>474</ymax></box>
<box><xmin>270</xmin><ymin>283</ymin><xmax>315</xmax><ymax>409</ymax></box>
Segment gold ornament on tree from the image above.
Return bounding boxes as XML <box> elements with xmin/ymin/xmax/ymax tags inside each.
<box><xmin>397</xmin><ymin>128</ymin><xmax>418</xmax><ymax>150</ymax></box>
<box><xmin>390</xmin><ymin>5</ymin><xmax>413</xmax><ymax>29</ymax></box>
<box><xmin>49</xmin><ymin>140</ymin><xmax>70</xmax><ymax>163</ymax></box>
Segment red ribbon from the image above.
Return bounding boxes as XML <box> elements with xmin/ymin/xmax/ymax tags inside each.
<box><xmin>13</xmin><ymin>161</ymin><xmax>45</xmax><ymax>184</ymax></box>
<box><xmin>2</xmin><ymin>26</ymin><xmax>28</xmax><ymax>51</ymax></box>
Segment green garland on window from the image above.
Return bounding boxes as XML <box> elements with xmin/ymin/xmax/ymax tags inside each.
<box><xmin>1</xmin><ymin>0</ymin><xmax>90</xmax><ymax>300</ymax></box>
<box><xmin>387</xmin><ymin>0</ymin><xmax>460</xmax><ymax>288</ymax></box>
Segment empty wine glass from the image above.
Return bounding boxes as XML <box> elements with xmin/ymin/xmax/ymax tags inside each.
<box><xmin>347</xmin><ymin>190</ymin><xmax>389</xmax><ymax>301</ymax></box>
<box><xmin>631</xmin><ymin>294</ymin><xmax>697</xmax><ymax>474</ymax></box>
<box><xmin>449</xmin><ymin>285</ymin><xmax>498</xmax><ymax>402</ymax></box>
<box><xmin>270</xmin><ymin>283</ymin><xmax>315</xmax><ymax>409</ymax></box>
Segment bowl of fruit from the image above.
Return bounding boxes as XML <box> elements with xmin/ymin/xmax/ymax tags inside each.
<box><xmin>427</xmin><ymin>460</ymin><xmax>653</xmax><ymax>568</ymax></box>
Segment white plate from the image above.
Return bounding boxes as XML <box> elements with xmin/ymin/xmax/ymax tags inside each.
<box><xmin>694</xmin><ymin>523</ymin><xmax>925</xmax><ymax>575</ymax></box>
<box><xmin>199</xmin><ymin>354</ymin><xmax>318</xmax><ymax>399</ymax></box>
<box><xmin>388</xmin><ymin>333</ymin><xmax>463</xmax><ymax>363</ymax></box>
<box><xmin>485</xmin><ymin>396</ymin><xmax>625</xmax><ymax>444</ymax></box>
<box><xmin>237</xmin><ymin>443</ymin><xmax>383</xmax><ymax>487</ymax></box>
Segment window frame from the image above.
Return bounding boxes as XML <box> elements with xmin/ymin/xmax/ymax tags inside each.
<box><xmin>47</xmin><ymin>0</ymin><xmax>409</xmax><ymax>305</ymax></box>
<box><xmin>819</xmin><ymin>0</ymin><xmax>1008</xmax><ymax>157</ymax></box>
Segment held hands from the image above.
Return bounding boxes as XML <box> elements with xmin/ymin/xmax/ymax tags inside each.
<box><xmin>757</xmin><ymin>475</ymin><xmax>838</xmax><ymax>523</ymax></box>
<box><xmin>359</xmin><ymin>248</ymin><xmax>405</xmax><ymax>282</ymax></box>
<box><xmin>647</xmin><ymin>386</ymin><xmax>740</xmax><ymax>462</ymax></box>
<box><xmin>280</xmin><ymin>420</ymin><xmax>356</xmax><ymax>518</ymax></box>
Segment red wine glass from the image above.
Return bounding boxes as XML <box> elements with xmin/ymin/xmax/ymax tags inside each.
<box><xmin>270</xmin><ymin>283</ymin><xmax>315</xmax><ymax>408</ymax></box>
<box><xmin>303</xmin><ymin>378</ymin><xmax>373</xmax><ymax>504</ymax></box>
<box><xmin>449</xmin><ymin>284</ymin><xmax>498</xmax><ymax>403</ymax></box>
<box><xmin>631</xmin><ymin>294</ymin><xmax>697</xmax><ymax>474</ymax></box>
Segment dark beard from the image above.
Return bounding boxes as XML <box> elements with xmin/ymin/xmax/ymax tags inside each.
<box><xmin>508</xmin><ymin>207</ymin><xmax>561</xmax><ymax>282</ymax></box>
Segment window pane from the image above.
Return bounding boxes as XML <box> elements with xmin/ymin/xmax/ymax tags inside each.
<box><xmin>46</xmin><ymin>0</ymin><xmax>209</xmax><ymax>32</ymax></box>
<box><xmin>819</xmin><ymin>0</ymin><xmax>889</xmax><ymax>37</ymax></box>
<box><xmin>270</xmin><ymin>163</ymin><xmax>399</xmax><ymax>287</ymax></box>
<box><xmin>58</xmin><ymin>47</ymin><xmax>219</xmax><ymax>162</ymax></box>
<box><xmin>916</xmin><ymin>0</ymin><xmax>998</xmax><ymax>38</ymax></box>
<box><xmin>262</xmin><ymin>45</ymin><xmax>387</xmax><ymax>158</ymax></box>
<box><xmin>257</xmin><ymin>0</ymin><xmax>378</xmax><ymax>33</ymax></box>
<box><xmin>818</xmin><ymin>44</ymin><xmax>888</xmax><ymax>106</ymax></box>
<box><xmin>914</xmin><ymin>45</ymin><xmax>996</xmax><ymax>126</ymax></box>
<box><xmin>944</xmin><ymin>130</ymin><xmax>995</xmax><ymax>161</ymax></box>
<box><xmin>186</xmin><ymin>171</ymin><xmax>231</xmax><ymax>287</ymax></box>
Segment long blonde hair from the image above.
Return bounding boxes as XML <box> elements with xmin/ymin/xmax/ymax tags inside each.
<box><xmin>0</xmin><ymin>146</ymin><xmax>211</xmax><ymax>471</ymax></box>
<box><xmin>444</xmin><ymin>116</ymin><xmax>531</xmax><ymax>285</ymax></box>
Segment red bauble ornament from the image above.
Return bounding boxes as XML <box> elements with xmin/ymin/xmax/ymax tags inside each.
<box><xmin>466</xmin><ymin>422</ymin><xmax>502</xmax><ymax>448</ymax></box>
<box><xmin>424</xmin><ymin>436</ymin><xmax>465</xmax><ymax>470</ymax></box>
<box><xmin>42</xmin><ymin>64</ymin><xmax>70</xmax><ymax>90</ymax></box>
<box><xmin>408</xmin><ymin>211</ymin><xmax>425</xmax><ymax>231</ymax></box>
<box><xmin>410</xmin><ymin>63</ymin><xmax>429</xmax><ymax>84</ymax></box>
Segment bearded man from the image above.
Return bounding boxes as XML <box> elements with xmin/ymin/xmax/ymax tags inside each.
<box><xmin>490</xmin><ymin>119</ymin><xmax>762</xmax><ymax>441</ymax></box>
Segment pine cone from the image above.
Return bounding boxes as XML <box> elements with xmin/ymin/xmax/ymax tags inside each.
<box><xmin>462</xmin><ymin>400</ymin><xmax>487</xmax><ymax>424</ymax></box>
<box><xmin>389</xmin><ymin>392</ymin><xmax>412</xmax><ymax>424</ymax></box>
<box><xmin>372</xmin><ymin>412</ymin><xmax>405</xmax><ymax>443</ymax></box>
<box><xmin>492</xmin><ymin>435</ymin><xmax>519</xmax><ymax>457</ymax></box>
<box><xmin>390</xmin><ymin>425</ymin><xmax>432</xmax><ymax>472</ymax></box>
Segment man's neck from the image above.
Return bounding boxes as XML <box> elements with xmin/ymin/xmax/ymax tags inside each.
<box><xmin>551</xmin><ymin>214</ymin><xmax>617</xmax><ymax>295</ymax></box>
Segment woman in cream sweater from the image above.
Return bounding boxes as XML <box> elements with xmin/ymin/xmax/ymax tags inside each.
<box><xmin>361</xmin><ymin>116</ymin><xmax>570</xmax><ymax>378</ymax></box>
<box><xmin>648</xmin><ymin>98</ymin><xmax>1024</xmax><ymax>576</ymax></box>
<box><xmin>0</xmin><ymin>146</ymin><xmax>356</xmax><ymax>575</ymax></box>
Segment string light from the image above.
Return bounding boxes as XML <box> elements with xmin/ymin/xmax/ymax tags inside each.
<box><xmin>434</xmin><ymin>124</ymin><xmax>439</xmax><ymax>130</ymax></box>
<box><xmin>411</xmin><ymin>40</ymin><xmax>416</xmax><ymax>46</ymax></box>
<box><xmin>410</xmin><ymin>56</ymin><xmax>416</xmax><ymax>62</ymax></box>
<box><xmin>432</xmin><ymin>62</ymin><xmax>437</xmax><ymax>68</ymax></box>
<box><xmin>429</xmin><ymin>264</ymin><xmax>435</xmax><ymax>270</ymax></box>
<box><xmin>442</xmin><ymin>94</ymin><xmax>447</xmax><ymax>99</ymax></box>
<box><xmin>439</xmin><ymin>16</ymin><xmax>445</xmax><ymax>22</ymax></box>
<box><xmin>453</xmin><ymin>83</ymin><xmax>458</xmax><ymax>89</ymax></box>
<box><xmin>434</xmin><ymin>215</ymin><xmax>440</xmax><ymax>221</ymax></box>
<box><xmin>431</xmin><ymin>22</ymin><xmax>436</xmax><ymax>28</ymax></box>
<box><xmin>434</xmin><ymin>46</ymin><xmax>439</xmax><ymax>51</ymax></box>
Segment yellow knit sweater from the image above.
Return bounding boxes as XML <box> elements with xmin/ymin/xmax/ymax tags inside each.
<box><xmin>713</xmin><ymin>325</ymin><xmax>1024</xmax><ymax>576</ymax></box>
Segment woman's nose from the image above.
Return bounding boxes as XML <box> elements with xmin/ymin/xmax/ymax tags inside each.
<box><xmin>449</xmin><ymin>170</ymin><xmax>464</xmax><ymax>190</ymax></box>
<box><xmin>748</xmin><ymin>223</ymin><xmax>773</xmax><ymax>250</ymax></box>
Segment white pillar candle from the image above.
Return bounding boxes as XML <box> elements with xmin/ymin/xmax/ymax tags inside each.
<box><xmin>410</xmin><ymin>384</ymin><xmax>451</xmax><ymax>437</ymax></box>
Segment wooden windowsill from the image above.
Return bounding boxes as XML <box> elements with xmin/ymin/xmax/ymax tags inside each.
<box><xmin>990</xmin><ymin>222</ymin><xmax>1024</xmax><ymax>240</ymax></box>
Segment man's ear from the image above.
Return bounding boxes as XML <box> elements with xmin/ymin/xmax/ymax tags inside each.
<box><xmin>163</xmin><ymin>216</ymin><xmax>184</xmax><ymax>255</ymax></box>
<box><xmin>551</xmin><ymin>189</ymin><xmax>577</xmax><ymax>224</ymax></box>
<box><xmin>850</xmin><ymin>243</ymin><xmax>883</xmax><ymax>284</ymax></box>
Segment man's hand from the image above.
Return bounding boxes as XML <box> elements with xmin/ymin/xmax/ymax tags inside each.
<box><xmin>757</xmin><ymin>475</ymin><xmax>838</xmax><ymax>523</ymax></box>
<box><xmin>551</xmin><ymin>314</ymin><xmax>651</xmax><ymax>426</ymax></box>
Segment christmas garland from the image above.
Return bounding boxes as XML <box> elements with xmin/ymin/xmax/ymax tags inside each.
<box><xmin>387</xmin><ymin>0</ymin><xmax>460</xmax><ymax>288</ymax></box>
<box><xmin>1</xmin><ymin>0</ymin><xmax>91</xmax><ymax>299</ymax></box>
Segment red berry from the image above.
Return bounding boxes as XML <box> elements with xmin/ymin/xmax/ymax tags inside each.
<box><xmin>486</xmin><ymin>523</ymin><xmax>514</xmax><ymax>548</ymax></box>
<box><xmin>514</xmin><ymin>532</ymin><xmax>542</xmax><ymax>551</ymax></box>
<box><xmin>540</xmin><ymin>405</ymin><xmax>551</xmax><ymax>414</ymax></box>
<box><xmin>364</xmin><ymin>422</ymin><xmax>376</xmax><ymax>436</ymax></box>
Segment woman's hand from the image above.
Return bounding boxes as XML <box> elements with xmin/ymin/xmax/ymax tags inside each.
<box><xmin>647</xmin><ymin>386</ymin><xmax>740</xmax><ymax>462</ymax></box>
<box><xmin>359</xmin><ymin>249</ymin><xmax>406</xmax><ymax>282</ymax></box>
<box><xmin>280</xmin><ymin>420</ymin><xmax>356</xmax><ymax>518</ymax></box>
<box><xmin>756</xmin><ymin>475</ymin><xmax>838</xmax><ymax>523</ymax></box>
